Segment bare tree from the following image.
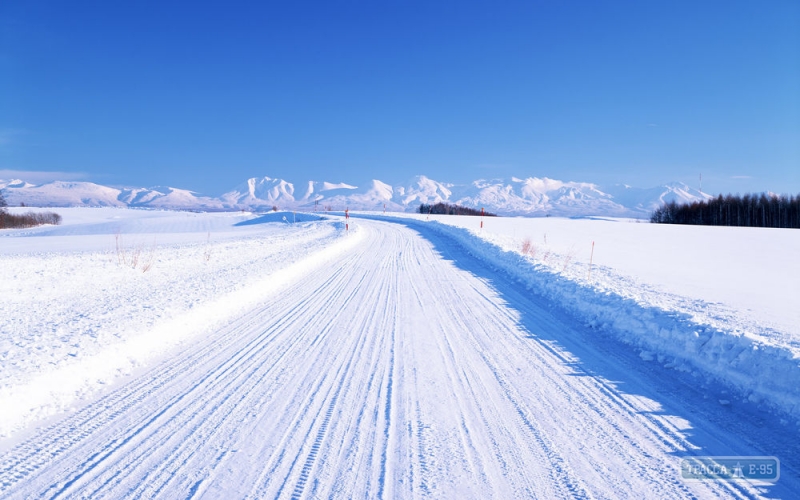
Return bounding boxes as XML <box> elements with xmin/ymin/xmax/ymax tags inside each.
<box><xmin>651</xmin><ymin>192</ymin><xmax>800</xmax><ymax>228</ymax></box>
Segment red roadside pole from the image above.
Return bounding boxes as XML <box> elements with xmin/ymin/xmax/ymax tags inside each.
<box><xmin>345</xmin><ymin>208</ymin><xmax>349</xmax><ymax>231</ymax></box>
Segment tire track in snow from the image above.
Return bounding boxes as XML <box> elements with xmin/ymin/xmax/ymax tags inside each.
<box><xmin>52</xmin><ymin>274</ymin><xmax>352</xmax><ymax>499</ymax></box>
<box><xmin>0</xmin><ymin>227</ymin><xmax>366</xmax><ymax>498</ymax></box>
<box><xmin>129</xmin><ymin>262</ymin><xmax>366</xmax><ymax>498</ymax></box>
<box><xmin>400</xmin><ymin>226</ymin><xmax>579</xmax><ymax>498</ymax></box>
<box><xmin>149</xmin><ymin>250</ymin><xmax>377</xmax><ymax>499</ymax></box>
<box><xmin>292</xmin><ymin>234</ymin><xmax>403</xmax><ymax>500</ymax></box>
<box><xmin>248</xmin><ymin>232</ymin><xmax>398</xmax><ymax>499</ymax></box>
<box><xmin>50</xmin><ymin>286</ymin><xmax>346</xmax><ymax>496</ymax></box>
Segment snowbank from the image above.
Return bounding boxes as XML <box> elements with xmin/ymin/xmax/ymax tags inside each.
<box><xmin>366</xmin><ymin>214</ymin><xmax>800</xmax><ymax>420</ymax></box>
<box><xmin>0</xmin><ymin>208</ymin><xmax>361</xmax><ymax>438</ymax></box>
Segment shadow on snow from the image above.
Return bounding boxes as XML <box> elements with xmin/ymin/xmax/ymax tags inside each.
<box><xmin>365</xmin><ymin>214</ymin><xmax>800</xmax><ymax>497</ymax></box>
<box><xmin>234</xmin><ymin>212</ymin><xmax>326</xmax><ymax>226</ymax></box>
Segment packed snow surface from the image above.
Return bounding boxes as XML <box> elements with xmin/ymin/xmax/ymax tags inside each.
<box><xmin>0</xmin><ymin>208</ymin><xmax>798</xmax><ymax>498</ymax></box>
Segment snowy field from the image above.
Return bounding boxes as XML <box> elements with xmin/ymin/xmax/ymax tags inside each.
<box><xmin>395</xmin><ymin>212</ymin><xmax>800</xmax><ymax>336</ymax></box>
<box><xmin>1</xmin><ymin>207</ymin><xmax>798</xmax><ymax>498</ymax></box>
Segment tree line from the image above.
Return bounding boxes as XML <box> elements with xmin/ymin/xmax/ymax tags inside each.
<box><xmin>0</xmin><ymin>190</ymin><xmax>63</xmax><ymax>229</ymax></box>
<box><xmin>650</xmin><ymin>193</ymin><xmax>800</xmax><ymax>229</ymax></box>
<box><xmin>418</xmin><ymin>203</ymin><xmax>497</xmax><ymax>217</ymax></box>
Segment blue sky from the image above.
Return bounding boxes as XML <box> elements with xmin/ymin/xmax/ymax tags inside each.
<box><xmin>1</xmin><ymin>1</ymin><xmax>798</xmax><ymax>196</ymax></box>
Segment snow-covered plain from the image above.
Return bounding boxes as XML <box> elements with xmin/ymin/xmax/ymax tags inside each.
<box><xmin>1</xmin><ymin>208</ymin><xmax>798</xmax><ymax>498</ymax></box>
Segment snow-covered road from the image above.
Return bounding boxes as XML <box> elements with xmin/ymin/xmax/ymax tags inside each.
<box><xmin>1</xmin><ymin>218</ymin><xmax>796</xmax><ymax>498</ymax></box>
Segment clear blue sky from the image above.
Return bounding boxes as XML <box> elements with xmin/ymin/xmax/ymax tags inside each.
<box><xmin>1</xmin><ymin>1</ymin><xmax>798</xmax><ymax>196</ymax></box>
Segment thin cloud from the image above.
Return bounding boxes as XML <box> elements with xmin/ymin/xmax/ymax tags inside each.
<box><xmin>0</xmin><ymin>169</ymin><xmax>88</xmax><ymax>183</ymax></box>
<box><xmin>731</xmin><ymin>175</ymin><xmax>753</xmax><ymax>180</ymax></box>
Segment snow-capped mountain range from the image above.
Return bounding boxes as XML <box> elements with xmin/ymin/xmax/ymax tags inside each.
<box><xmin>0</xmin><ymin>175</ymin><xmax>712</xmax><ymax>217</ymax></box>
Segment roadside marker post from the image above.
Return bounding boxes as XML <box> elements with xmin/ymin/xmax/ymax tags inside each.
<box><xmin>481</xmin><ymin>207</ymin><xmax>484</xmax><ymax>229</ymax></box>
<box><xmin>588</xmin><ymin>241</ymin><xmax>595</xmax><ymax>281</ymax></box>
<box><xmin>345</xmin><ymin>208</ymin><xmax>349</xmax><ymax>232</ymax></box>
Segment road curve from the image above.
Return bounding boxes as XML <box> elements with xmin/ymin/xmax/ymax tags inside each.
<box><xmin>0</xmin><ymin>218</ymin><xmax>795</xmax><ymax>498</ymax></box>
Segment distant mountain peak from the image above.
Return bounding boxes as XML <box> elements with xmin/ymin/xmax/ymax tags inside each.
<box><xmin>321</xmin><ymin>182</ymin><xmax>357</xmax><ymax>191</ymax></box>
<box><xmin>1</xmin><ymin>174</ymin><xmax>714</xmax><ymax>217</ymax></box>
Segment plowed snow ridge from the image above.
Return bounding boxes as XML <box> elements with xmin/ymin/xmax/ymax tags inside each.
<box><xmin>372</xmin><ymin>215</ymin><xmax>800</xmax><ymax>420</ymax></box>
